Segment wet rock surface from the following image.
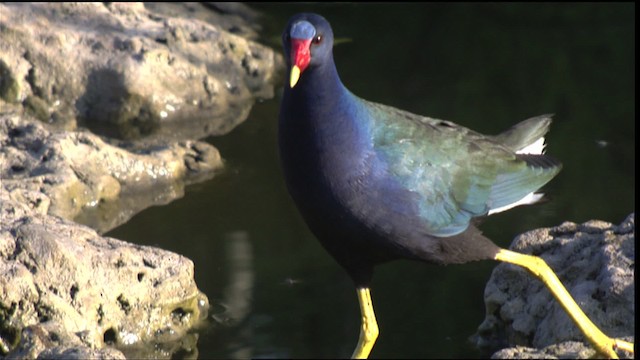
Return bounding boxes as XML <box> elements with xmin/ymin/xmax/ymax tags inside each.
<box><xmin>4</xmin><ymin>322</ymin><xmax>127</xmax><ymax>360</ymax></box>
<box><xmin>476</xmin><ymin>214</ymin><xmax>635</xmax><ymax>359</ymax></box>
<box><xmin>490</xmin><ymin>341</ymin><xmax>594</xmax><ymax>359</ymax></box>
<box><xmin>0</xmin><ymin>2</ymin><xmax>283</xmax><ymax>141</ymax></box>
<box><xmin>0</xmin><ymin>188</ymin><xmax>209</xmax><ymax>358</ymax></box>
<box><xmin>0</xmin><ymin>2</ymin><xmax>282</xmax><ymax>358</ymax></box>
<box><xmin>1</xmin><ymin>112</ymin><xmax>223</xmax><ymax>233</ymax></box>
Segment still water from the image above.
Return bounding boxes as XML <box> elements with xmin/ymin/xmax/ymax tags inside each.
<box><xmin>107</xmin><ymin>3</ymin><xmax>634</xmax><ymax>358</ymax></box>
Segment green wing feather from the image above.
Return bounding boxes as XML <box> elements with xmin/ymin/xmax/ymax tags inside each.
<box><xmin>365</xmin><ymin>101</ymin><xmax>561</xmax><ymax>237</ymax></box>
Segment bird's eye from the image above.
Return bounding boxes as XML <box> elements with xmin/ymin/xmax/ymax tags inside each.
<box><xmin>312</xmin><ymin>35</ymin><xmax>323</xmax><ymax>44</ymax></box>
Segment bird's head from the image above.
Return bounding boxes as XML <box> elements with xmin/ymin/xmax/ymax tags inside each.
<box><xmin>282</xmin><ymin>13</ymin><xmax>334</xmax><ymax>88</ymax></box>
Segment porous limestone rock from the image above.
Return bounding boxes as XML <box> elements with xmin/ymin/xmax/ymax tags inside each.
<box><xmin>1</xmin><ymin>188</ymin><xmax>209</xmax><ymax>358</ymax></box>
<box><xmin>475</xmin><ymin>214</ymin><xmax>635</xmax><ymax>359</ymax></box>
<box><xmin>0</xmin><ymin>2</ymin><xmax>283</xmax><ymax>141</ymax></box>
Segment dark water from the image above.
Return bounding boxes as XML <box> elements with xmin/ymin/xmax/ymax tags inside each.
<box><xmin>106</xmin><ymin>3</ymin><xmax>635</xmax><ymax>358</ymax></box>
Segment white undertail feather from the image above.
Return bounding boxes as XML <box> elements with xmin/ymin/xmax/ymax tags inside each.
<box><xmin>488</xmin><ymin>136</ymin><xmax>547</xmax><ymax>215</ymax></box>
<box><xmin>516</xmin><ymin>136</ymin><xmax>546</xmax><ymax>155</ymax></box>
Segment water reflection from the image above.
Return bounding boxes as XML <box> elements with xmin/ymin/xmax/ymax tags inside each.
<box><xmin>222</xmin><ymin>231</ymin><xmax>255</xmax><ymax>359</ymax></box>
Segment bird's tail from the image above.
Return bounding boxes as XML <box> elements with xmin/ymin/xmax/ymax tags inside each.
<box><xmin>492</xmin><ymin>114</ymin><xmax>554</xmax><ymax>154</ymax></box>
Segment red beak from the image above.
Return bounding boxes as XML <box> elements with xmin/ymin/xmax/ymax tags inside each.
<box><xmin>290</xmin><ymin>38</ymin><xmax>312</xmax><ymax>87</ymax></box>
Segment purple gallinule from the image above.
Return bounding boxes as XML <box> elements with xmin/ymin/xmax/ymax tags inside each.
<box><xmin>278</xmin><ymin>12</ymin><xmax>633</xmax><ymax>359</ymax></box>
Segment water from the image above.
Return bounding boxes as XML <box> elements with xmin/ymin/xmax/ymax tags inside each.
<box><xmin>106</xmin><ymin>3</ymin><xmax>635</xmax><ymax>358</ymax></box>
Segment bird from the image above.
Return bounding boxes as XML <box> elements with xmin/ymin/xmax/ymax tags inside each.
<box><xmin>277</xmin><ymin>12</ymin><xmax>633</xmax><ymax>359</ymax></box>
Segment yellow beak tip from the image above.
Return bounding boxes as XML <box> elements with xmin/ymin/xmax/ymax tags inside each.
<box><xmin>290</xmin><ymin>66</ymin><xmax>301</xmax><ymax>88</ymax></box>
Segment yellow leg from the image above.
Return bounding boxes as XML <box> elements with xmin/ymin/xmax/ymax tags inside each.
<box><xmin>351</xmin><ymin>287</ymin><xmax>380</xmax><ymax>359</ymax></box>
<box><xmin>495</xmin><ymin>248</ymin><xmax>634</xmax><ymax>358</ymax></box>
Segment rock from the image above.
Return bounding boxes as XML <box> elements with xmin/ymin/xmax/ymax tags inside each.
<box><xmin>0</xmin><ymin>2</ymin><xmax>283</xmax><ymax>141</ymax></box>
<box><xmin>0</xmin><ymin>189</ymin><xmax>209</xmax><ymax>359</ymax></box>
<box><xmin>37</xmin><ymin>346</ymin><xmax>128</xmax><ymax>360</ymax></box>
<box><xmin>1</xmin><ymin>112</ymin><xmax>223</xmax><ymax>233</ymax></box>
<box><xmin>0</xmin><ymin>3</ymin><xmax>280</xmax><ymax>359</ymax></box>
<box><xmin>490</xmin><ymin>341</ymin><xmax>595</xmax><ymax>359</ymax></box>
<box><xmin>147</xmin><ymin>3</ymin><xmax>262</xmax><ymax>38</ymax></box>
<box><xmin>4</xmin><ymin>322</ymin><xmax>127</xmax><ymax>360</ymax></box>
<box><xmin>474</xmin><ymin>214</ymin><xmax>635</xmax><ymax>358</ymax></box>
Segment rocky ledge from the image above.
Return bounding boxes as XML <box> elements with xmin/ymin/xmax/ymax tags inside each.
<box><xmin>476</xmin><ymin>214</ymin><xmax>635</xmax><ymax>359</ymax></box>
<box><xmin>1</xmin><ymin>113</ymin><xmax>223</xmax><ymax>233</ymax></box>
<box><xmin>1</xmin><ymin>189</ymin><xmax>209</xmax><ymax>359</ymax></box>
<box><xmin>1</xmin><ymin>2</ymin><xmax>282</xmax><ymax>359</ymax></box>
<box><xmin>0</xmin><ymin>2</ymin><xmax>282</xmax><ymax>141</ymax></box>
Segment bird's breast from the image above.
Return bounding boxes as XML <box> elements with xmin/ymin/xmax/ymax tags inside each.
<box><xmin>281</xmin><ymin>115</ymin><xmax>422</xmax><ymax>239</ymax></box>
<box><xmin>278</xmin><ymin>91</ymin><xmax>432</xmax><ymax>264</ymax></box>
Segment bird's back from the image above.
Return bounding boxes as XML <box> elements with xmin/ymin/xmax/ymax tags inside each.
<box><xmin>350</xmin><ymin>99</ymin><xmax>562</xmax><ymax>237</ymax></box>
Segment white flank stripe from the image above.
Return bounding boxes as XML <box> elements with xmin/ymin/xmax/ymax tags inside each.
<box><xmin>487</xmin><ymin>192</ymin><xmax>544</xmax><ymax>215</ymax></box>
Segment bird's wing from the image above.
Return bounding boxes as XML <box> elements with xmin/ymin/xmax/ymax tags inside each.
<box><xmin>366</xmin><ymin>101</ymin><xmax>561</xmax><ymax>237</ymax></box>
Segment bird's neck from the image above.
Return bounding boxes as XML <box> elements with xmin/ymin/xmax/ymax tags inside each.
<box><xmin>285</xmin><ymin>57</ymin><xmax>368</xmax><ymax>139</ymax></box>
<box><xmin>293</xmin><ymin>59</ymin><xmax>341</xmax><ymax>94</ymax></box>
